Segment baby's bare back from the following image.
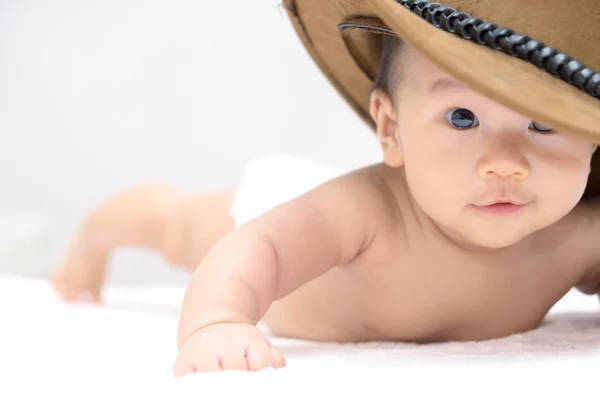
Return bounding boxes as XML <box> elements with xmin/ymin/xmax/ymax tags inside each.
<box><xmin>263</xmin><ymin>177</ymin><xmax>596</xmax><ymax>343</ymax></box>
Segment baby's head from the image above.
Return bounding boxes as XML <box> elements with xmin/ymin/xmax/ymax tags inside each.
<box><xmin>369</xmin><ymin>35</ymin><xmax>597</xmax><ymax>251</ymax></box>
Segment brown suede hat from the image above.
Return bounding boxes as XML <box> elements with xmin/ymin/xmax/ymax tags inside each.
<box><xmin>283</xmin><ymin>0</ymin><xmax>600</xmax><ymax>196</ymax></box>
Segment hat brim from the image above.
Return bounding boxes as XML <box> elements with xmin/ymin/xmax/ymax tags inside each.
<box><xmin>376</xmin><ymin>0</ymin><xmax>600</xmax><ymax>142</ymax></box>
<box><xmin>285</xmin><ymin>0</ymin><xmax>600</xmax><ymax>195</ymax></box>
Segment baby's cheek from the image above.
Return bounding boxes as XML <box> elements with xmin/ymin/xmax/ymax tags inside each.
<box><xmin>408</xmin><ymin>172</ymin><xmax>459</xmax><ymax>219</ymax></box>
<box><xmin>540</xmin><ymin>177</ymin><xmax>585</xmax><ymax>225</ymax></box>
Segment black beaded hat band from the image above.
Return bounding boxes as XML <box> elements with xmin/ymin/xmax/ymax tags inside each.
<box><xmin>340</xmin><ymin>0</ymin><xmax>600</xmax><ymax>100</ymax></box>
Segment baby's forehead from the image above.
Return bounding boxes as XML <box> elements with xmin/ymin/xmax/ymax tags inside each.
<box><xmin>393</xmin><ymin>51</ymin><xmax>542</xmax><ymax>122</ymax></box>
<box><xmin>389</xmin><ymin>43</ymin><xmax>462</xmax><ymax>90</ymax></box>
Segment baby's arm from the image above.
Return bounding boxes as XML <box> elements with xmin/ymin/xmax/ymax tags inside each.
<box><xmin>174</xmin><ymin>167</ymin><xmax>393</xmax><ymax>374</ymax></box>
<box><xmin>571</xmin><ymin>199</ymin><xmax>600</xmax><ymax>295</ymax></box>
<box><xmin>52</xmin><ymin>183</ymin><xmax>234</xmax><ymax>302</ymax></box>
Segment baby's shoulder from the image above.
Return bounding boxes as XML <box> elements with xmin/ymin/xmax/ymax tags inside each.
<box><xmin>332</xmin><ymin>163</ymin><xmax>409</xmax><ymax>230</ymax></box>
<box><xmin>559</xmin><ymin>199</ymin><xmax>600</xmax><ymax>292</ymax></box>
<box><xmin>528</xmin><ymin>200</ymin><xmax>600</xmax><ymax>292</ymax></box>
<box><xmin>335</xmin><ymin>162</ymin><xmax>401</xmax><ymax>201</ymax></box>
<box><xmin>283</xmin><ymin>163</ymin><xmax>409</xmax><ymax>242</ymax></box>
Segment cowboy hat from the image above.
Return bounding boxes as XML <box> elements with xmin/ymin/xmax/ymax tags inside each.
<box><xmin>283</xmin><ymin>0</ymin><xmax>600</xmax><ymax>196</ymax></box>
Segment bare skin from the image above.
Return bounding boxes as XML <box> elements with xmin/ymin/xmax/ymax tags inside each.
<box><xmin>52</xmin><ymin>44</ymin><xmax>600</xmax><ymax>375</ymax></box>
<box><xmin>52</xmin><ymin>183</ymin><xmax>235</xmax><ymax>303</ymax></box>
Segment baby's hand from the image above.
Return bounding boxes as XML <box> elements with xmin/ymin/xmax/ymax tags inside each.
<box><xmin>173</xmin><ymin>323</ymin><xmax>286</xmax><ymax>376</ymax></box>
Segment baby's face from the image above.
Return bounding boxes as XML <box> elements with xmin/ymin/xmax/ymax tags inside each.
<box><xmin>374</xmin><ymin>46</ymin><xmax>596</xmax><ymax>251</ymax></box>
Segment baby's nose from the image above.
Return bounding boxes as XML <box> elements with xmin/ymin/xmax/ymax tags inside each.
<box><xmin>476</xmin><ymin>140</ymin><xmax>531</xmax><ymax>180</ymax></box>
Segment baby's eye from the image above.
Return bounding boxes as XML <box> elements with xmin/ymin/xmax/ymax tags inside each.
<box><xmin>445</xmin><ymin>108</ymin><xmax>479</xmax><ymax>130</ymax></box>
<box><xmin>529</xmin><ymin>121</ymin><xmax>553</xmax><ymax>134</ymax></box>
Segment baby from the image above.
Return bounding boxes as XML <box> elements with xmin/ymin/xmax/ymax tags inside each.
<box><xmin>52</xmin><ymin>35</ymin><xmax>600</xmax><ymax>375</ymax></box>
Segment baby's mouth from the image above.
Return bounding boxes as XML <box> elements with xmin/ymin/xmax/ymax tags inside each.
<box><xmin>473</xmin><ymin>201</ymin><xmax>525</xmax><ymax>216</ymax></box>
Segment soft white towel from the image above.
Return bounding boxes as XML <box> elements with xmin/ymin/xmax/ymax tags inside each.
<box><xmin>0</xmin><ymin>274</ymin><xmax>599</xmax><ymax>400</ymax></box>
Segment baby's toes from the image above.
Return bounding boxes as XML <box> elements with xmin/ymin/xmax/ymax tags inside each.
<box><xmin>79</xmin><ymin>280</ymin><xmax>102</xmax><ymax>303</ymax></box>
<box><xmin>245</xmin><ymin>340</ymin><xmax>278</xmax><ymax>371</ymax></box>
<box><xmin>50</xmin><ymin>276</ymin><xmax>64</xmax><ymax>295</ymax></box>
<box><xmin>78</xmin><ymin>288</ymin><xmax>101</xmax><ymax>303</ymax></box>
<box><xmin>61</xmin><ymin>287</ymin><xmax>84</xmax><ymax>303</ymax></box>
<box><xmin>51</xmin><ymin>278</ymin><xmax>76</xmax><ymax>302</ymax></box>
<box><xmin>52</xmin><ymin>276</ymin><xmax>98</xmax><ymax>303</ymax></box>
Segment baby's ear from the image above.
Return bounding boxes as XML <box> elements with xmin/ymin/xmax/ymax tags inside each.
<box><xmin>369</xmin><ymin>89</ymin><xmax>403</xmax><ymax>168</ymax></box>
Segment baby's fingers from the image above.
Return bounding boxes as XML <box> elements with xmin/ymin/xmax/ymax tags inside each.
<box><xmin>270</xmin><ymin>346</ymin><xmax>286</xmax><ymax>368</ymax></box>
<box><xmin>246</xmin><ymin>340</ymin><xmax>279</xmax><ymax>371</ymax></box>
<box><xmin>173</xmin><ymin>355</ymin><xmax>220</xmax><ymax>376</ymax></box>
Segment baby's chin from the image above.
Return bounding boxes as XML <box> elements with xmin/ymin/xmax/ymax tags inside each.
<box><xmin>450</xmin><ymin>226</ymin><xmax>536</xmax><ymax>252</ymax></box>
<box><xmin>466</xmin><ymin>233</ymin><xmax>530</xmax><ymax>252</ymax></box>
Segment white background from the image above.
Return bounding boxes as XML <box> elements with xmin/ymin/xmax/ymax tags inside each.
<box><xmin>0</xmin><ymin>0</ymin><xmax>382</xmax><ymax>286</ymax></box>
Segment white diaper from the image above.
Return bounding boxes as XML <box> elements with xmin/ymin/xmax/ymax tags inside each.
<box><xmin>229</xmin><ymin>154</ymin><xmax>346</xmax><ymax>227</ymax></box>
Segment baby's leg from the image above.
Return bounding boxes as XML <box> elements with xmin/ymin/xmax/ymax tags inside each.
<box><xmin>51</xmin><ymin>183</ymin><xmax>235</xmax><ymax>302</ymax></box>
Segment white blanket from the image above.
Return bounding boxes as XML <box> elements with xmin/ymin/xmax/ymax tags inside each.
<box><xmin>1</xmin><ymin>274</ymin><xmax>599</xmax><ymax>399</ymax></box>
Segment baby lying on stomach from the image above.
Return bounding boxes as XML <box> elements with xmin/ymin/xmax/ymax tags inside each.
<box><xmin>52</xmin><ymin>40</ymin><xmax>600</xmax><ymax>376</ymax></box>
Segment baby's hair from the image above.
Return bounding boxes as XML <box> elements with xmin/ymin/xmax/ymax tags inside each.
<box><xmin>372</xmin><ymin>34</ymin><xmax>406</xmax><ymax>102</ymax></box>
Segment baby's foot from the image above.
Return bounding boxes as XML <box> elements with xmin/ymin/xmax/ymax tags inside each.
<box><xmin>173</xmin><ymin>323</ymin><xmax>286</xmax><ymax>375</ymax></box>
<box><xmin>51</xmin><ymin>236</ymin><xmax>107</xmax><ymax>303</ymax></box>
